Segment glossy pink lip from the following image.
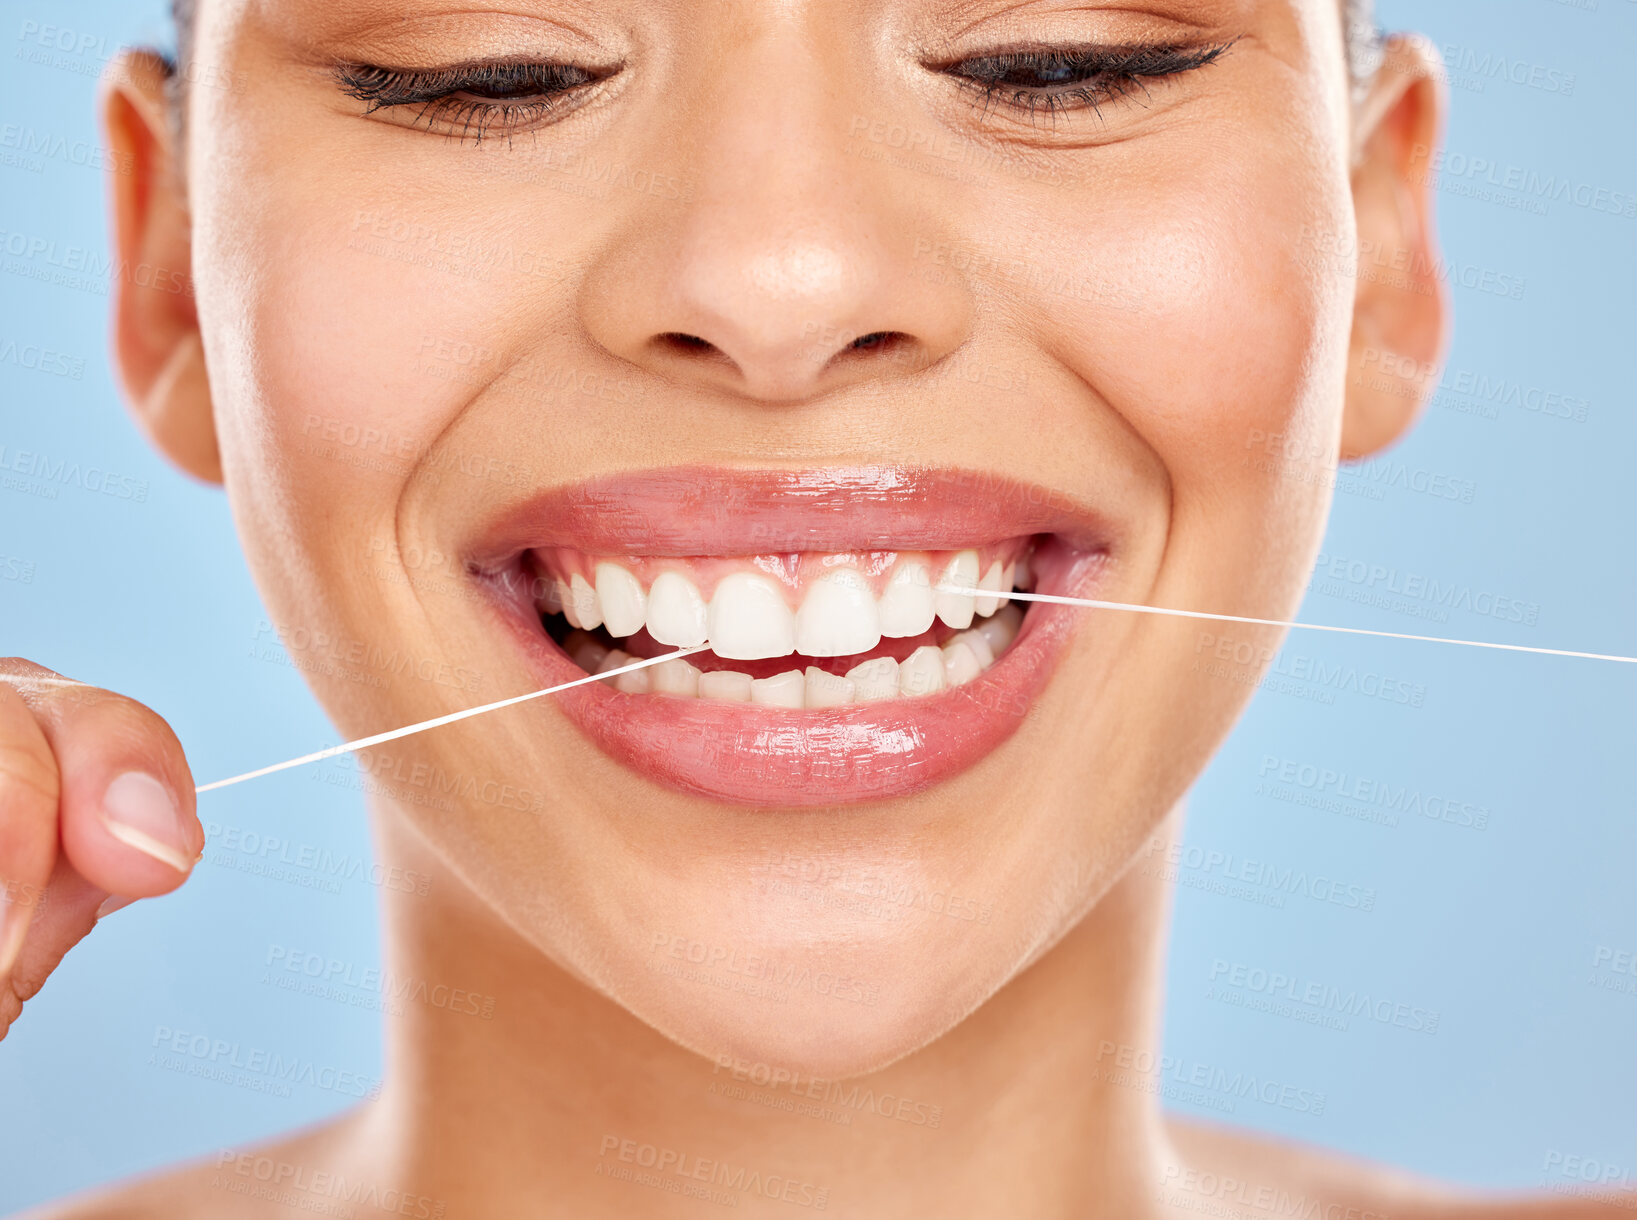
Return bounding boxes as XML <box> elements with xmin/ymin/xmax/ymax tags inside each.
<box><xmin>463</xmin><ymin>466</ymin><xmax>1116</xmax><ymax>808</ymax></box>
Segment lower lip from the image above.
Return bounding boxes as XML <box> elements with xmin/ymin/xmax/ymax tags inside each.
<box><xmin>485</xmin><ymin>553</ymin><xmax>1106</xmax><ymax>807</ymax></box>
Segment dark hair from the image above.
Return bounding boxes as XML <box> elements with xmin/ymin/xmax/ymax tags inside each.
<box><xmin>169</xmin><ymin>0</ymin><xmax>1380</xmax><ymax>103</ymax></box>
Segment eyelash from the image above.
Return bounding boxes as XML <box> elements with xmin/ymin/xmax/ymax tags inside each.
<box><xmin>334</xmin><ymin>39</ymin><xmax>1234</xmax><ymax>143</ymax></box>
<box><xmin>941</xmin><ymin>40</ymin><xmax>1238</xmax><ymax>120</ymax></box>
<box><xmin>335</xmin><ymin>61</ymin><xmax>616</xmax><ymax>143</ymax></box>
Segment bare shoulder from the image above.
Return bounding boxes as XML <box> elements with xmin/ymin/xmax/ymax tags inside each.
<box><xmin>9</xmin><ymin>1116</ymin><xmax>367</xmax><ymax>1220</ymax></box>
<box><xmin>1167</xmin><ymin>1117</ymin><xmax>1634</xmax><ymax>1220</ymax></box>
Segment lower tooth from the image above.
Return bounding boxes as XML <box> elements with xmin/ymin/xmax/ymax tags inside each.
<box><xmin>975</xmin><ymin>603</ymin><xmax>1023</xmax><ymax>656</ymax></box>
<box><xmin>804</xmin><ymin>667</ymin><xmax>856</xmax><ymax>709</ymax></box>
<box><xmin>612</xmin><ymin>656</ymin><xmax>652</xmax><ymax>695</ymax></box>
<box><xmin>898</xmin><ymin>645</ymin><xmax>947</xmax><ymax>697</ymax></box>
<box><xmin>751</xmin><ymin>670</ymin><xmax>805</xmax><ymax>708</ymax></box>
<box><xmin>698</xmin><ymin>670</ymin><xmax>753</xmax><ymax>702</ymax></box>
<box><xmin>572</xmin><ymin>635</ymin><xmax>611</xmax><ymax>672</ymax></box>
<box><xmin>941</xmin><ymin>640</ymin><xmax>983</xmax><ymax>687</ymax></box>
<box><xmin>650</xmin><ymin>657</ymin><xmax>701</xmax><ymax>697</ymax></box>
<box><xmin>846</xmin><ymin>656</ymin><xmax>900</xmax><ymax>703</ymax></box>
<box><xmin>951</xmin><ymin>629</ymin><xmax>994</xmax><ymax>669</ymax></box>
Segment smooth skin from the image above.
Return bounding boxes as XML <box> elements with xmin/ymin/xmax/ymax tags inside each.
<box><xmin>3</xmin><ymin>0</ymin><xmax>1626</xmax><ymax>1216</ymax></box>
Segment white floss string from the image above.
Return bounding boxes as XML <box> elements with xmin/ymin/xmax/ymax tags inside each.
<box><xmin>149</xmin><ymin>590</ymin><xmax>1630</xmax><ymax>793</ymax></box>
<box><xmin>193</xmin><ymin>646</ymin><xmax>710</xmax><ymax>793</ymax></box>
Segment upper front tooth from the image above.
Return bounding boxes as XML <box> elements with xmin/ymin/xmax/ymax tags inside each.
<box><xmin>794</xmin><ymin>567</ymin><xmax>881</xmax><ymax>657</ymax></box>
<box><xmin>934</xmin><ymin>550</ymin><xmax>980</xmax><ymax>630</ymax></box>
<box><xmin>595</xmin><ymin>562</ymin><xmax>647</xmax><ymax>637</ymax></box>
<box><xmin>974</xmin><ymin>561</ymin><xmax>1005</xmax><ymax>618</ymax></box>
<box><xmin>569</xmin><ymin>574</ymin><xmax>602</xmax><ymax>631</ymax></box>
<box><xmin>879</xmin><ymin>559</ymin><xmax>936</xmax><ymax>638</ymax></box>
<box><xmin>646</xmin><ymin>571</ymin><xmax>708</xmax><ymax>647</ymax></box>
<box><xmin>708</xmin><ymin>573</ymin><xmax>796</xmax><ymax>660</ymax></box>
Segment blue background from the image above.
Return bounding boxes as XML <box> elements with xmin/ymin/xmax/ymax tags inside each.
<box><xmin>1</xmin><ymin>0</ymin><xmax>1633</xmax><ymax>1208</ymax></box>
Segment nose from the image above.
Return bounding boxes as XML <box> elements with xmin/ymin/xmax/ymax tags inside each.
<box><xmin>577</xmin><ymin>30</ymin><xmax>972</xmax><ymax>403</ymax></box>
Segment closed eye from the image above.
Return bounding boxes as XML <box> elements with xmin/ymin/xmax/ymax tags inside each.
<box><xmin>334</xmin><ymin>59</ymin><xmax>622</xmax><ymax>143</ymax></box>
<box><xmin>932</xmin><ymin>40</ymin><xmax>1238</xmax><ymax>122</ymax></box>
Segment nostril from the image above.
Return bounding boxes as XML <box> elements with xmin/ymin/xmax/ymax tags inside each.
<box><xmin>655</xmin><ymin>332</ymin><xmax>720</xmax><ymax>354</ymax></box>
<box><xmin>849</xmin><ymin>331</ymin><xmax>898</xmax><ymax>351</ymax></box>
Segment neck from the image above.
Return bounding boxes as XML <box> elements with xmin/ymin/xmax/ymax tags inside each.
<box><xmin>351</xmin><ymin>802</ymin><xmax>1186</xmax><ymax>1219</ymax></box>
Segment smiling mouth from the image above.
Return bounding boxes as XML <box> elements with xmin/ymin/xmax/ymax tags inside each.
<box><xmin>531</xmin><ymin>540</ymin><xmax>1037</xmax><ymax>705</ymax></box>
<box><xmin>467</xmin><ymin>466</ymin><xmax>1114</xmax><ymax>807</ymax></box>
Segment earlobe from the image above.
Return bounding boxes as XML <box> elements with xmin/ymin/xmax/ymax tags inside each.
<box><xmin>1339</xmin><ymin>33</ymin><xmax>1452</xmax><ymax>463</ymax></box>
<box><xmin>100</xmin><ymin>50</ymin><xmax>222</xmax><ymax>485</ymax></box>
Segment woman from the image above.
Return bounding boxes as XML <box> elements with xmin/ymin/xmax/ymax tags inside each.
<box><xmin>1</xmin><ymin>0</ymin><xmax>1622</xmax><ymax>1214</ymax></box>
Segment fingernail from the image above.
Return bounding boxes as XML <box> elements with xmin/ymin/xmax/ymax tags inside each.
<box><xmin>100</xmin><ymin>771</ymin><xmax>193</xmax><ymax>873</ymax></box>
<box><xmin>96</xmin><ymin>894</ymin><xmax>136</xmax><ymax>921</ymax></box>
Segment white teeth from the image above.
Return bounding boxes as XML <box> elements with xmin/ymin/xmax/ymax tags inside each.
<box><xmin>934</xmin><ymin>550</ymin><xmax>979</xmax><ymax>630</ymax></box>
<box><xmin>698</xmin><ymin>669</ymin><xmax>753</xmax><ymax>702</ymax></box>
<box><xmin>941</xmin><ymin>639</ymin><xmax>983</xmax><ymax>687</ymax></box>
<box><xmin>597</xmin><ymin>648</ymin><xmax>632</xmax><ymax>673</ymax></box>
<box><xmin>898</xmin><ymin>645</ymin><xmax>948</xmax><ymax>698</ymax></box>
<box><xmin>646</xmin><ymin>570</ymin><xmax>708</xmax><ymax>647</ymax></box>
<box><xmin>951</xmin><ymin>628</ymin><xmax>994</xmax><ymax>669</ymax></box>
<box><xmin>595</xmin><ymin>562</ymin><xmax>647</xmax><ymax>638</ymax></box>
<box><xmin>649</xmin><ymin>657</ymin><xmax>701</xmax><ymax>697</ymax></box>
<box><xmin>998</xmin><ymin>563</ymin><xmax>1016</xmax><ymax>610</ymax></box>
<box><xmin>569</xmin><ymin>573</ymin><xmax>602</xmax><ymax>631</ymax></box>
<box><xmin>794</xmin><ymin>567</ymin><xmax>881</xmax><ymax>657</ymax></box>
<box><xmin>750</xmin><ymin>669</ymin><xmax>805</xmax><ymax>708</ymax></box>
<box><xmin>846</xmin><ymin>656</ymin><xmax>900</xmax><ymax>703</ymax></box>
<box><xmin>611</xmin><ymin>655</ymin><xmax>652</xmax><ymax>695</ymax></box>
<box><xmin>554</xmin><ymin>578</ymin><xmax>582</xmax><ymax>628</ymax></box>
<box><xmin>1014</xmin><ymin>550</ymin><xmax>1034</xmax><ymax>592</ymax></box>
<box><xmin>804</xmin><ymin>666</ymin><xmax>856</xmax><ymax>709</ymax></box>
<box><xmin>974</xmin><ymin>561</ymin><xmax>1005</xmax><ymax>618</ymax></box>
<box><xmin>878</xmin><ymin>560</ymin><xmax>936</xmax><ymax>638</ymax></box>
<box><xmin>708</xmin><ymin>572</ymin><xmax>796</xmax><ymax>660</ymax></box>
<box><xmin>975</xmin><ymin>603</ymin><xmax>1023</xmax><ymax>658</ymax></box>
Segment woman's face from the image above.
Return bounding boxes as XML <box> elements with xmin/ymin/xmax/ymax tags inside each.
<box><xmin>158</xmin><ymin>0</ymin><xmax>1417</xmax><ymax>1074</ymax></box>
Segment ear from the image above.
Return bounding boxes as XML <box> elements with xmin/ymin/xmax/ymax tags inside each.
<box><xmin>1339</xmin><ymin>33</ymin><xmax>1452</xmax><ymax>463</ymax></box>
<box><xmin>99</xmin><ymin>50</ymin><xmax>222</xmax><ymax>485</ymax></box>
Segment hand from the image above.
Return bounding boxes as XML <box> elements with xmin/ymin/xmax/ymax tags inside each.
<box><xmin>0</xmin><ymin>658</ymin><xmax>203</xmax><ymax>1041</ymax></box>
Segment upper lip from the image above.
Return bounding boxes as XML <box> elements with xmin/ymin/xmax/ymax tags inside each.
<box><xmin>460</xmin><ymin>464</ymin><xmax>1118</xmax><ymax>567</ymax></box>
